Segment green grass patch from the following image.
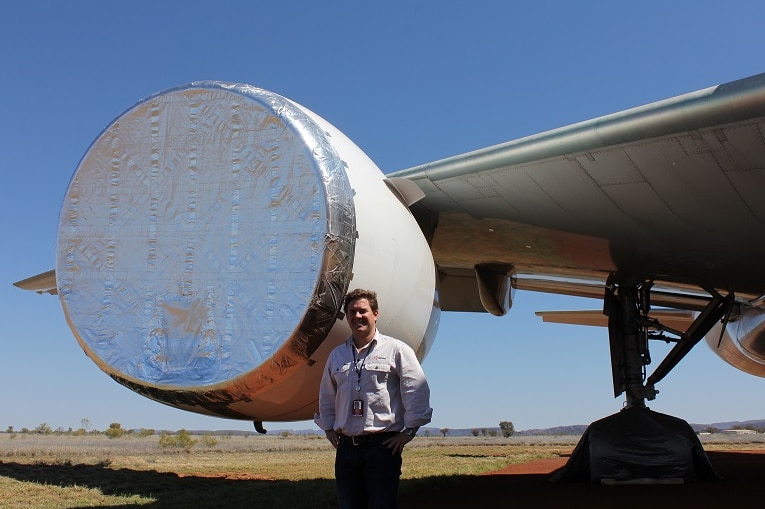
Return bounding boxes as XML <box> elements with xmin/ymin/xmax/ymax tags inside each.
<box><xmin>2</xmin><ymin>433</ymin><xmax>763</xmax><ymax>508</ymax></box>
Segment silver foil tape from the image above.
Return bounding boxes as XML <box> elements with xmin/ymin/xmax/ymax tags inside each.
<box><xmin>57</xmin><ymin>82</ymin><xmax>356</xmax><ymax>391</ymax></box>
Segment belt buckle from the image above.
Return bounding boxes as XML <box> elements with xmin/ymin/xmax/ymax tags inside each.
<box><xmin>351</xmin><ymin>435</ymin><xmax>362</xmax><ymax>446</ymax></box>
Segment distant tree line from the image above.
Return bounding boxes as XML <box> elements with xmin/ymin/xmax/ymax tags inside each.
<box><xmin>14</xmin><ymin>418</ymin><xmax>761</xmax><ymax>438</ymax></box>
<box><xmin>3</xmin><ymin>421</ymin><xmax>158</xmax><ymax>437</ymax></box>
<box><xmin>3</xmin><ymin>422</ymin><xmax>223</xmax><ymax>451</ymax></box>
<box><xmin>699</xmin><ymin>425</ymin><xmax>765</xmax><ymax>434</ymax></box>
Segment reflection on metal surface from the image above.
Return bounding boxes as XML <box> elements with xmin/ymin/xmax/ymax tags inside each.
<box><xmin>474</xmin><ymin>262</ymin><xmax>514</xmax><ymax>316</ymax></box>
<box><xmin>57</xmin><ymin>83</ymin><xmax>355</xmax><ymax>409</ymax></box>
<box><xmin>709</xmin><ymin>305</ymin><xmax>765</xmax><ymax>377</ymax></box>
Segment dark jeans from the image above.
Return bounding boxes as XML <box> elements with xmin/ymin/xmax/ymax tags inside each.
<box><xmin>335</xmin><ymin>436</ymin><xmax>403</xmax><ymax>509</ymax></box>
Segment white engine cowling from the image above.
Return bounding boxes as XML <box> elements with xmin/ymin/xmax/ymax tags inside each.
<box><xmin>57</xmin><ymin>82</ymin><xmax>439</xmax><ymax>422</ymax></box>
<box><xmin>707</xmin><ymin>305</ymin><xmax>765</xmax><ymax>377</ymax></box>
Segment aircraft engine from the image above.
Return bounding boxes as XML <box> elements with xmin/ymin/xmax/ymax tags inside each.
<box><xmin>56</xmin><ymin>82</ymin><xmax>440</xmax><ymax>422</ymax></box>
<box><xmin>707</xmin><ymin>305</ymin><xmax>765</xmax><ymax>377</ymax></box>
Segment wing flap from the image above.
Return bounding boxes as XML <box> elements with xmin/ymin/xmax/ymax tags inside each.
<box><xmin>535</xmin><ymin>309</ymin><xmax>695</xmax><ymax>331</ymax></box>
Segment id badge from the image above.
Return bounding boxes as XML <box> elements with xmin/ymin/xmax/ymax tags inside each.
<box><xmin>352</xmin><ymin>399</ymin><xmax>363</xmax><ymax>417</ymax></box>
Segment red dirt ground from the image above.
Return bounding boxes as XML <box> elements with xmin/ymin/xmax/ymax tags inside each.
<box><xmin>399</xmin><ymin>450</ymin><xmax>765</xmax><ymax>509</ymax></box>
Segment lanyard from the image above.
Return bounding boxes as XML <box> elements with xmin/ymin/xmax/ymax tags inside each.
<box><xmin>350</xmin><ymin>341</ymin><xmax>373</xmax><ymax>392</ymax></box>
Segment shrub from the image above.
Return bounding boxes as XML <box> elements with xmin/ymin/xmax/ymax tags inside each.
<box><xmin>104</xmin><ymin>423</ymin><xmax>126</xmax><ymax>439</ymax></box>
<box><xmin>200</xmin><ymin>433</ymin><xmax>218</xmax><ymax>448</ymax></box>
<box><xmin>159</xmin><ymin>429</ymin><xmax>198</xmax><ymax>451</ymax></box>
<box><xmin>34</xmin><ymin>423</ymin><xmax>53</xmax><ymax>435</ymax></box>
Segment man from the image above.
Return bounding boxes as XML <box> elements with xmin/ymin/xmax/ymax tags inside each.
<box><xmin>314</xmin><ymin>288</ymin><xmax>433</xmax><ymax>509</ymax></box>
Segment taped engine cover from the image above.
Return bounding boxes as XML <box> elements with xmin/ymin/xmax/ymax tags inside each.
<box><xmin>57</xmin><ymin>82</ymin><xmax>439</xmax><ymax>421</ymax></box>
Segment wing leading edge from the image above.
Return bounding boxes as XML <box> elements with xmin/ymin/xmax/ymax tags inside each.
<box><xmin>391</xmin><ymin>72</ymin><xmax>765</xmax><ymax>307</ymax></box>
<box><xmin>392</xmin><ymin>71</ymin><xmax>765</xmax><ymax>402</ymax></box>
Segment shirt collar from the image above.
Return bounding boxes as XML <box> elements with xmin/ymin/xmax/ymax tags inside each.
<box><xmin>347</xmin><ymin>329</ymin><xmax>381</xmax><ymax>351</ymax></box>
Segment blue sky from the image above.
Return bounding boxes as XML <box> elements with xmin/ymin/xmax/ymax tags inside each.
<box><xmin>3</xmin><ymin>1</ymin><xmax>765</xmax><ymax>433</ymax></box>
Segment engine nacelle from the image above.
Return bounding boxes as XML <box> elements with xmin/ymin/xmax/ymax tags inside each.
<box><xmin>707</xmin><ymin>305</ymin><xmax>765</xmax><ymax>377</ymax></box>
<box><xmin>57</xmin><ymin>82</ymin><xmax>439</xmax><ymax>422</ymax></box>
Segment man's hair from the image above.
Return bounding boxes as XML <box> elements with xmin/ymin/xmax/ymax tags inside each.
<box><xmin>344</xmin><ymin>288</ymin><xmax>379</xmax><ymax>314</ymax></box>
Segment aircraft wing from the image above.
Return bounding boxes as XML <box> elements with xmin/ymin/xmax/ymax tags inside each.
<box><xmin>387</xmin><ymin>71</ymin><xmax>765</xmax><ymax>476</ymax></box>
<box><xmin>12</xmin><ymin>269</ymin><xmax>57</xmax><ymax>295</ymax></box>
<box><xmin>389</xmin><ymin>72</ymin><xmax>765</xmax><ymax>314</ymax></box>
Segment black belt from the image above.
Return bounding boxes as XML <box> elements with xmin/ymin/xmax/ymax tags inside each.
<box><xmin>339</xmin><ymin>431</ymin><xmax>399</xmax><ymax>446</ymax></box>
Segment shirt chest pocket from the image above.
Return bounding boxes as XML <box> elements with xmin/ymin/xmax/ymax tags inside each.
<box><xmin>365</xmin><ymin>362</ymin><xmax>393</xmax><ymax>387</ymax></box>
<box><xmin>331</xmin><ymin>363</ymin><xmax>352</xmax><ymax>384</ymax></box>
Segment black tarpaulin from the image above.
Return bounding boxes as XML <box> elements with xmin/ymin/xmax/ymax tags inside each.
<box><xmin>552</xmin><ymin>407</ymin><xmax>720</xmax><ymax>483</ymax></box>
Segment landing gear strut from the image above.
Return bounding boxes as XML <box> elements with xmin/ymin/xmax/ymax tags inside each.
<box><xmin>605</xmin><ymin>282</ymin><xmax>657</xmax><ymax>407</ymax></box>
<box><xmin>605</xmin><ymin>278</ymin><xmax>732</xmax><ymax>410</ymax></box>
<box><xmin>555</xmin><ymin>278</ymin><xmax>732</xmax><ymax>483</ymax></box>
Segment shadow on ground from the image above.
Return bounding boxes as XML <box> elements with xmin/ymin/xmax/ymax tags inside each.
<box><xmin>3</xmin><ymin>450</ymin><xmax>765</xmax><ymax>508</ymax></box>
<box><xmin>0</xmin><ymin>460</ymin><xmax>337</xmax><ymax>508</ymax></box>
<box><xmin>399</xmin><ymin>450</ymin><xmax>765</xmax><ymax>509</ymax></box>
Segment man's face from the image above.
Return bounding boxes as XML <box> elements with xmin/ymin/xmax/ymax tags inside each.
<box><xmin>346</xmin><ymin>298</ymin><xmax>378</xmax><ymax>339</ymax></box>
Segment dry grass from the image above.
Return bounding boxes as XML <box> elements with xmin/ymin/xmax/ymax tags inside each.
<box><xmin>1</xmin><ymin>433</ymin><xmax>764</xmax><ymax>508</ymax></box>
